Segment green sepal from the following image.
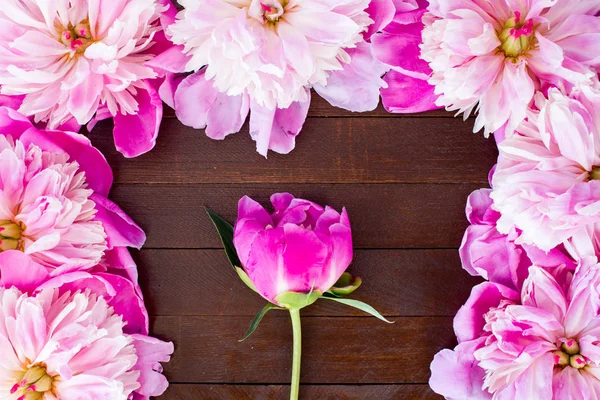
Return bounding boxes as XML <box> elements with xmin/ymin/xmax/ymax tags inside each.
<box><xmin>235</xmin><ymin>266</ymin><xmax>258</xmax><ymax>293</ymax></box>
<box><xmin>275</xmin><ymin>291</ymin><xmax>322</xmax><ymax>310</ymax></box>
<box><xmin>205</xmin><ymin>207</ymin><xmax>241</xmax><ymax>269</ymax></box>
<box><xmin>322</xmin><ymin>293</ymin><xmax>393</xmax><ymax>324</ymax></box>
<box><xmin>239</xmin><ymin>303</ymin><xmax>283</xmax><ymax>342</ymax></box>
<box><xmin>327</xmin><ymin>272</ymin><xmax>362</xmax><ymax>297</ymax></box>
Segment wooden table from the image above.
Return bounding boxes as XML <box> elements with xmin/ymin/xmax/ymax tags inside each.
<box><xmin>89</xmin><ymin>95</ymin><xmax>497</xmax><ymax>399</ymax></box>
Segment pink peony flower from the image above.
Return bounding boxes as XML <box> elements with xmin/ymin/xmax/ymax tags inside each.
<box><xmin>0</xmin><ymin>107</ymin><xmax>145</xmax><ymax>274</ymax></box>
<box><xmin>233</xmin><ymin>193</ymin><xmax>353</xmax><ymax>306</ymax></box>
<box><xmin>460</xmin><ymin>187</ymin><xmax>574</xmax><ymax>292</ymax></box>
<box><xmin>416</xmin><ymin>0</ymin><xmax>600</xmax><ymax>136</ymax></box>
<box><xmin>0</xmin><ymin>0</ymin><xmax>179</xmax><ymax>158</ymax></box>
<box><xmin>0</xmin><ymin>251</ymin><xmax>173</xmax><ymax>400</ymax></box>
<box><xmin>491</xmin><ymin>85</ymin><xmax>600</xmax><ymax>252</ymax></box>
<box><xmin>157</xmin><ymin>0</ymin><xmax>394</xmax><ymax>157</ymax></box>
<box><xmin>371</xmin><ymin>0</ymin><xmax>442</xmax><ymax>113</ymax></box>
<box><xmin>431</xmin><ymin>257</ymin><xmax>600</xmax><ymax>399</ymax></box>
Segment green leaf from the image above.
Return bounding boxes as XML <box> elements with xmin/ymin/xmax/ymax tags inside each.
<box><xmin>275</xmin><ymin>291</ymin><xmax>322</xmax><ymax>310</ymax></box>
<box><xmin>239</xmin><ymin>303</ymin><xmax>283</xmax><ymax>342</ymax></box>
<box><xmin>328</xmin><ymin>272</ymin><xmax>362</xmax><ymax>297</ymax></box>
<box><xmin>322</xmin><ymin>294</ymin><xmax>393</xmax><ymax>324</ymax></box>
<box><xmin>235</xmin><ymin>267</ymin><xmax>258</xmax><ymax>293</ymax></box>
<box><xmin>205</xmin><ymin>208</ymin><xmax>241</xmax><ymax>269</ymax></box>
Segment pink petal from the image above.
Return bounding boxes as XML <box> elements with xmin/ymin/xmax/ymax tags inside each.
<box><xmin>364</xmin><ymin>0</ymin><xmax>396</xmax><ymax>41</ymax></box>
<box><xmin>0</xmin><ymin>250</ymin><xmax>49</xmax><ymax>292</ymax></box>
<box><xmin>113</xmin><ymin>81</ymin><xmax>163</xmax><ymax>158</ymax></box>
<box><xmin>131</xmin><ymin>335</ymin><xmax>174</xmax><ymax>397</ymax></box>
<box><xmin>249</xmin><ymin>94</ymin><xmax>311</xmax><ymax>157</ymax></box>
<box><xmin>380</xmin><ymin>70</ymin><xmax>440</xmax><ymax>113</ymax></box>
<box><xmin>90</xmin><ymin>194</ymin><xmax>146</xmax><ymax>249</ymax></box>
<box><xmin>314</xmin><ymin>42</ymin><xmax>388</xmax><ymax>112</ymax></box>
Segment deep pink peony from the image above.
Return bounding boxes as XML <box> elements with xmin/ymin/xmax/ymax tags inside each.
<box><xmin>233</xmin><ymin>193</ymin><xmax>353</xmax><ymax>306</ymax></box>
<box><xmin>371</xmin><ymin>0</ymin><xmax>441</xmax><ymax>114</ymax></box>
<box><xmin>431</xmin><ymin>257</ymin><xmax>600</xmax><ymax>399</ymax></box>
<box><xmin>414</xmin><ymin>0</ymin><xmax>600</xmax><ymax>136</ymax></box>
<box><xmin>460</xmin><ymin>187</ymin><xmax>574</xmax><ymax>292</ymax></box>
<box><xmin>0</xmin><ymin>251</ymin><xmax>173</xmax><ymax>400</ymax></box>
<box><xmin>0</xmin><ymin>107</ymin><xmax>145</xmax><ymax>274</ymax></box>
<box><xmin>491</xmin><ymin>85</ymin><xmax>600</xmax><ymax>252</ymax></box>
<box><xmin>156</xmin><ymin>0</ymin><xmax>394</xmax><ymax>157</ymax></box>
<box><xmin>0</xmin><ymin>0</ymin><xmax>179</xmax><ymax>157</ymax></box>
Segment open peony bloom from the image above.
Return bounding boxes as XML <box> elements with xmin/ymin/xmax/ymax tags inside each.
<box><xmin>491</xmin><ymin>85</ymin><xmax>600</xmax><ymax>252</ymax></box>
<box><xmin>158</xmin><ymin>0</ymin><xmax>394</xmax><ymax>157</ymax></box>
<box><xmin>0</xmin><ymin>107</ymin><xmax>145</xmax><ymax>274</ymax></box>
<box><xmin>233</xmin><ymin>193</ymin><xmax>352</xmax><ymax>307</ymax></box>
<box><xmin>431</xmin><ymin>257</ymin><xmax>600</xmax><ymax>399</ymax></box>
<box><xmin>0</xmin><ymin>251</ymin><xmax>173</xmax><ymax>400</ymax></box>
<box><xmin>460</xmin><ymin>188</ymin><xmax>574</xmax><ymax>292</ymax></box>
<box><xmin>0</xmin><ymin>0</ymin><xmax>179</xmax><ymax>157</ymax></box>
<box><xmin>415</xmin><ymin>0</ymin><xmax>600</xmax><ymax>136</ymax></box>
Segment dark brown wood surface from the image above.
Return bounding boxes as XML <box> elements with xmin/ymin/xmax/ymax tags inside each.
<box><xmin>91</xmin><ymin>93</ymin><xmax>495</xmax><ymax>398</ymax></box>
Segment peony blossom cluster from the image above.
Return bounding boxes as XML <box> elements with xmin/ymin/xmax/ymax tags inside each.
<box><xmin>154</xmin><ymin>0</ymin><xmax>395</xmax><ymax>157</ymax></box>
<box><xmin>0</xmin><ymin>107</ymin><xmax>173</xmax><ymax>399</ymax></box>
<box><xmin>373</xmin><ymin>0</ymin><xmax>600</xmax><ymax>137</ymax></box>
<box><xmin>0</xmin><ymin>0</ymin><xmax>179</xmax><ymax>158</ymax></box>
<box><xmin>429</xmin><ymin>12</ymin><xmax>600</xmax><ymax>399</ymax></box>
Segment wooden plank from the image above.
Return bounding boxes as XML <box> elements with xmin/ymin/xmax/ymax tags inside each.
<box><xmin>138</xmin><ymin>249</ymin><xmax>480</xmax><ymax>317</ymax></box>
<box><xmin>151</xmin><ymin>316</ymin><xmax>453</xmax><ymax>384</ymax></box>
<box><xmin>89</xmin><ymin>118</ymin><xmax>496</xmax><ymax>185</ymax></box>
<box><xmin>109</xmin><ymin>183</ymin><xmax>478</xmax><ymax>249</ymax></box>
<box><xmin>161</xmin><ymin>384</ymin><xmax>438</xmax><ymax>399</ymax></box>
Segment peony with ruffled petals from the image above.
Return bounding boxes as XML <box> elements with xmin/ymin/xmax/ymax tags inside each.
<box><xmin>0</xmin><ymin>107</ymin><xmax>145</xmax><ymax>274</ymax></box>
<box><xmin>0</xmin><ymin>252</ymin><xmax>173</xmax><ymax>400</ymax></box>
<box><xmin>413</xmin><ymin>0</ymin><xmax>600</xmax><ymax>136</ymax></box>
<box><xmin>431</xmin><ymin>257</ymin><xmax>600</xmax><ymax>399</ymax></box>
<box><xmin>0</xmin><ymin>0</ymin><xmax>178</xmax><ymax>157</ymax></box>
<box><xmin>491</xmin><ymin>84</ymin><xmax>600</xmax><ymax>252</ymax></box>
<box><xmin>157</xmin><ymin>0</ymin><xmax>393</xmax><ymax>156</ymax></box>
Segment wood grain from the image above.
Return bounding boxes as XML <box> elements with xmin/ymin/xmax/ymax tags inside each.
<box><xmin>151</xmin><ymin>316</ymin><xmax>454</xmax><ymax>384</ymax></box>
<box><xmin>110</xmin><ymin>183</ymin><xmax>478</xmax><ymax>249</ymax></box>
<box><xmin>138</xmin><ymin>249</ymin><xmax>480</xmax><ymax>318</ymax></box>
<box><xmin>89</xmin><ymin>118</ymin><xmax>496</xmax><ymax>185</ymax></box>
<box><xmin>162</xmin><ymin>384</ymin><xmax>438</xmax><ymax>399</ymax></box>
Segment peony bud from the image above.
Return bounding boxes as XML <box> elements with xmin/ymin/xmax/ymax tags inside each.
<box><xmin>233</xmin><ymin>193</ymin><xmax>353</xmax><ymax>309</ymax></box>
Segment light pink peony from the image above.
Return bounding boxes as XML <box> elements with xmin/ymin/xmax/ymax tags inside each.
<box><xmin>431</xmin><ymin>257</ymin><xmax>600</xmax><ymax>399</ymax></box>
<box><xmin>460</xmin><ymin>187</ymin><xmax>574</xmax><ymax>292</ymax></box>
<box><xmin>158</xmin><ymin>0</ymin><xmax>394</xmax><ymax>157</ymax></box>
<box><xmin>416</xmin><ymin>0</ymin><xmax>600</xmax><ymax>136</ymax></box>
<box><xmin>233</xmin><ymin>193</ymin><xmax>353</xmax><ymax>306</ymax></box>
<box><xmin>491</xmin><ymin>85</ymin><xmax>600</xmax><ymax>252</ymax></box>
<box><xmin>0</xmin><ymin>107</ymin><xmax>145</xmax><ymax>274</ymax></box>
<box><xmin>0</xmin><ymin>0</ymin><xmax>179</xmax><ymax>157</ymax></box>
<box><xmin>0</xmin><ymin>251</ymin><xmax>173</xmax><ymax>400</ymax></box>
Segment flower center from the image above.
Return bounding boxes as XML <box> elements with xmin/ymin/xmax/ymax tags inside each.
<box><xmin>260</xmin><ymin>0</ymin><xmax>286</xmax><ymax>23</ymax></box>
<box><xmin>11</xmin><ymin>364</ymin><xmax>56</xmax><ymax>399</ymax></box>
<box><xmin>0</xmin><ymin>220</ymin><xmax>24</xmax><ymax>252</ymax></box>
<box><xmin>59</xmin><ymin>21</ymin><xmax>93</xmax><ymax>54</ymax></box>
<box><xmin>498</xmin><ymin>11</ymin><xmax>535</xmax><ymax>58</ymax></box>
<box><xmin>555</xmin><ymin>340</ymin><xmax>588</xmax><ymax>369</ymax></box>
<box><xmin>590</xmin><ymin>166</ymin><xmax>600</xmax><ymax>180</ymax></box>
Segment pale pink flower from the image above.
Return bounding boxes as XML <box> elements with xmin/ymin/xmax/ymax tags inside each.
<box><xmin>0</xmin><ymin>0</ymin><xmax>179</xmax><ymax>157</ymax></box>
<box><xmin>431</xmin><ymin>257</ymin><xmax>600</xmax><ymax>399</ymax></box>
<box><xmin>157</xmin><ymin>0</ymin><xmax>394</xmax><ymax>156</ymax></box>
<box><xmin>491</xmin><ymin>85</ymin><xmax>600</xmax><ymax>252</ymax></box>
<box><xmin>0</xmin><ymin>107</ymin><xmax>145</xmax><ymax>274</ymax></box>
<box><xmin>418</xmin><ymin>0</ymin><xmax>600</xmax><ymax>136</ymax></box>
<box><xmin>0</xmin><ymin>251</ymin><xmax>173</xmax><ymax>400</ymax></box>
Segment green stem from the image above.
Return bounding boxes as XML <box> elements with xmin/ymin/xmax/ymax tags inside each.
<box><xmin>289</xmin><ymin>308</ymin><xmax>302</xmax><ymax>400</ymax></box>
